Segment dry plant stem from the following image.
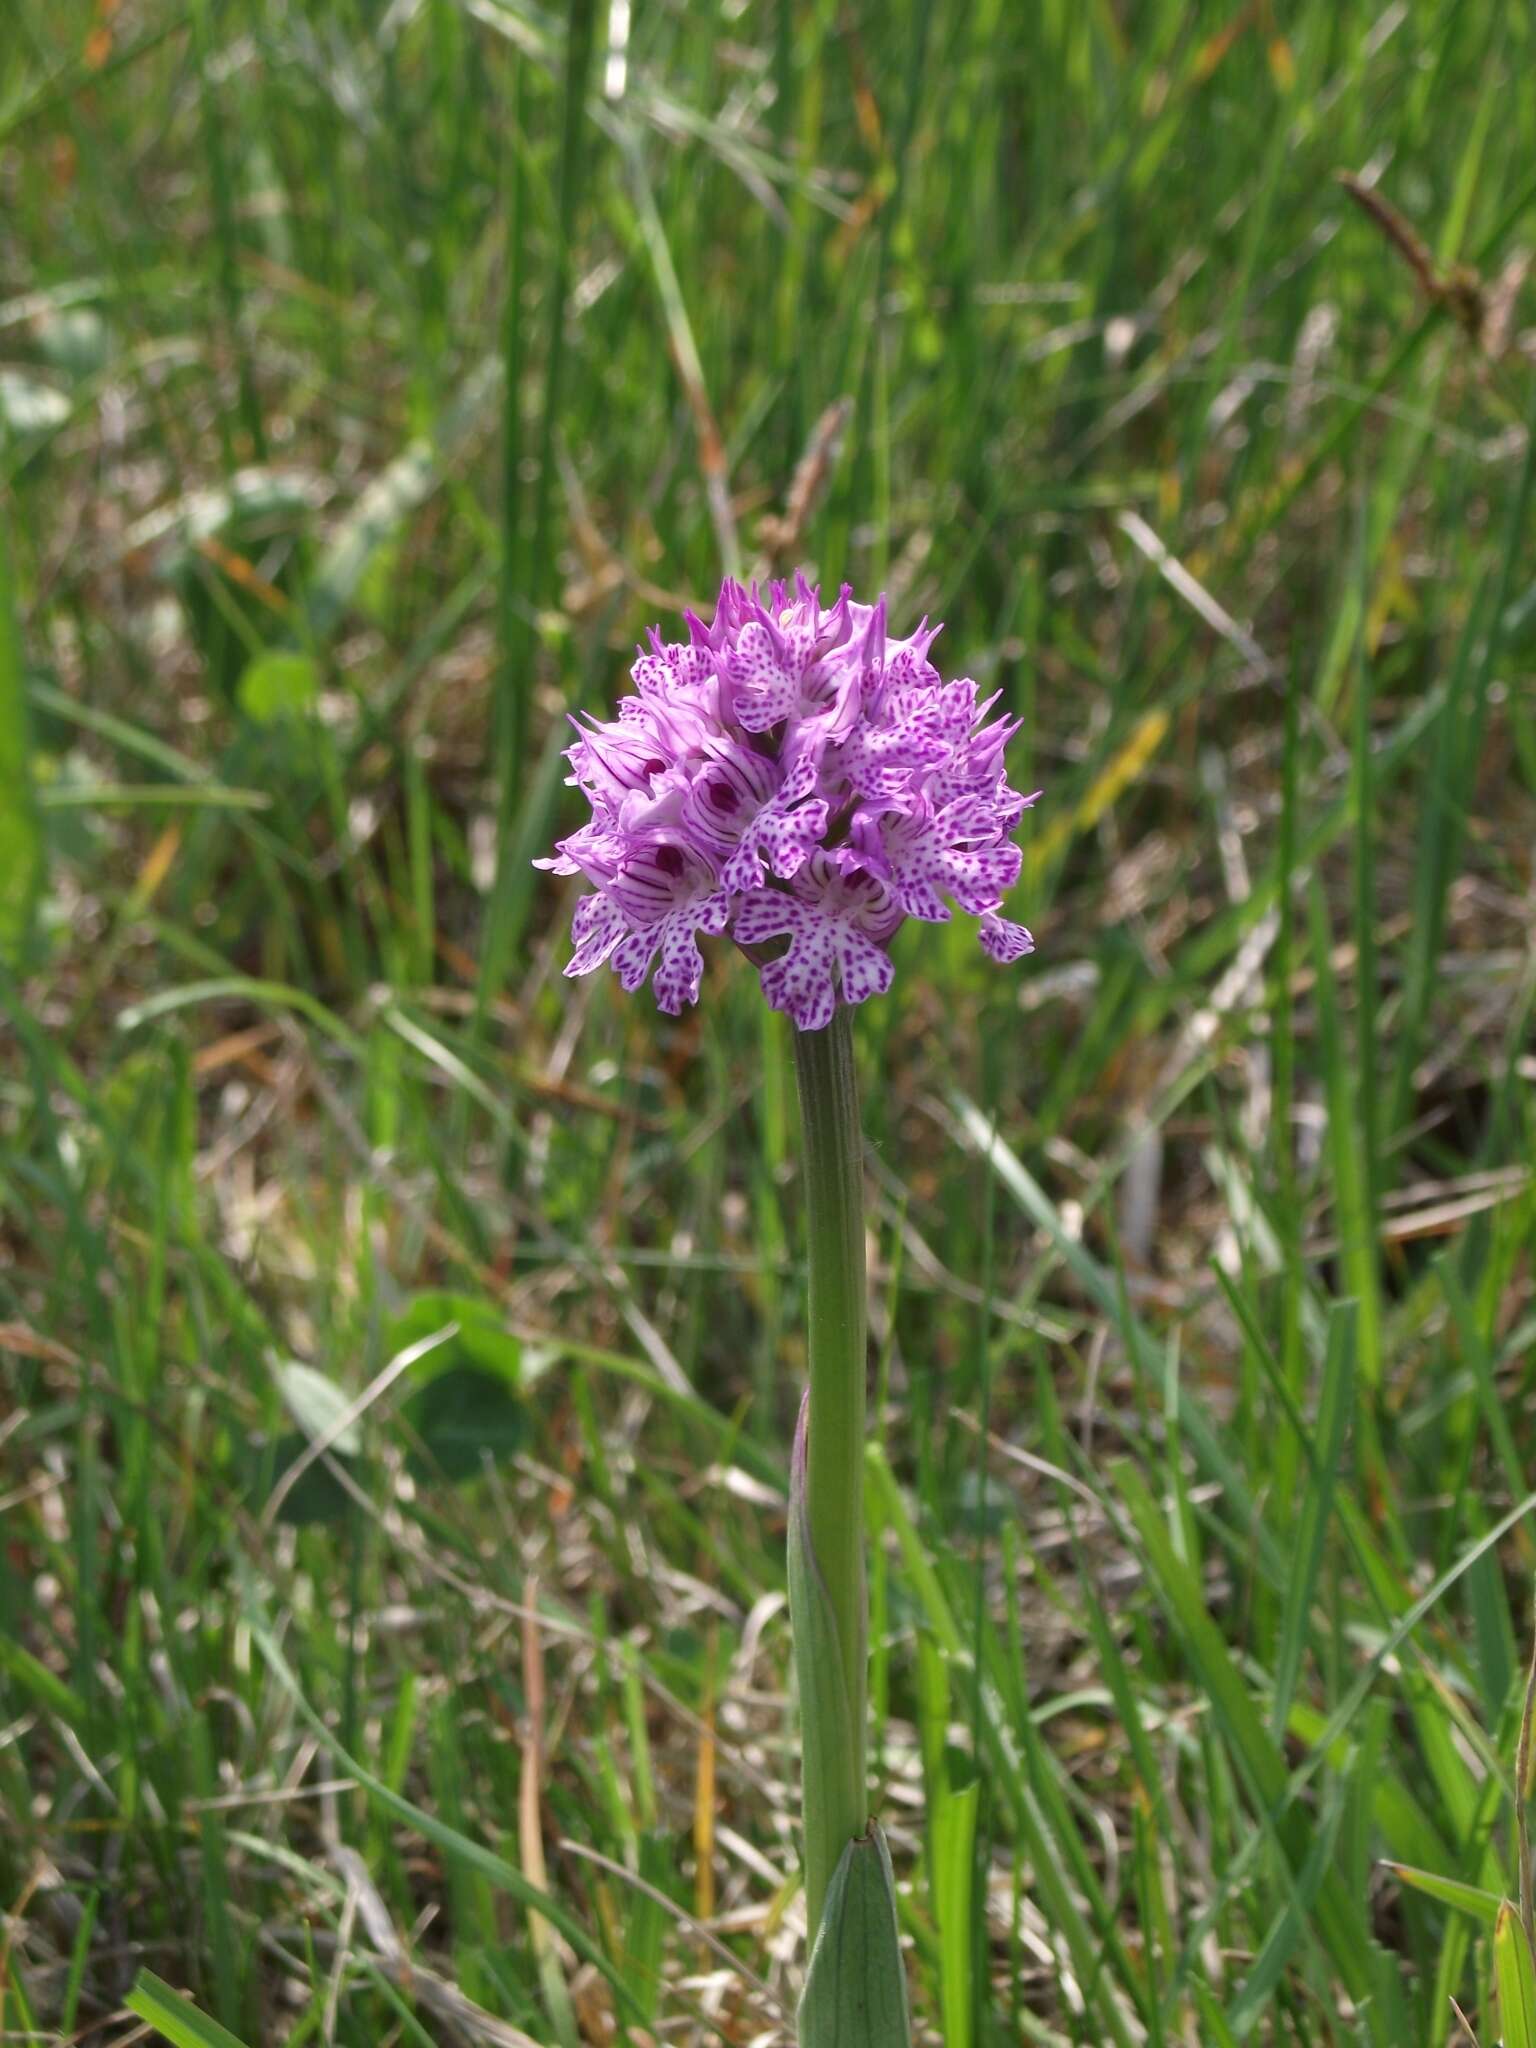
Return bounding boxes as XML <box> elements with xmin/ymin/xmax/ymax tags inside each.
<box><xmin>791</xmin><ymin>1004</ymin><xmax>870</xmax><ymax>1932</ymax></box>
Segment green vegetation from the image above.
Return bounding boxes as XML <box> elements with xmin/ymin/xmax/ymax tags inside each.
<box><xmin>3</xmin><ymin>1</ymin><xmax>1535</xmax><ymax>2041</ymax></box>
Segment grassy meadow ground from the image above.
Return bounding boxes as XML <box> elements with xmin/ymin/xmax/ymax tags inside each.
<box><xmin>4</xmin><ymin>1</ymin><xmax>1536</xmax><ymax>2042</ymax></box>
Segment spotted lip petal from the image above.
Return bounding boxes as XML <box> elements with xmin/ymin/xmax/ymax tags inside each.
<box><xmin>535</xmin><ymin>576</ymin><xmax>1039</xmax><ymax>1021</ymax></box>
<box><xmin>564</xmin><ymin>892</ymin><xmax>628</xmax><ymax>977</ymax></box>
<box><xmin>735</xmin><ymin>854</ymin><xmax>900</xmax><ymax>1033</ymax></box>
<box><xmin>978</xmin><ymin>911</ymin><xmax>1034</xmax><ymax>963</ymax></box>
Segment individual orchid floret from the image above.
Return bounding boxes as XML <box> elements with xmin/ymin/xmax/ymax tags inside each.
<box><xmin>682</xmin><ymin>744</ymin><xmax>829</xmax><ymax>894</ymax></box>
<box><xmin>590</xmin><ymin>843</ymin><xmax>732</xmax><ymax>1015</ymax></box>
<box><xmin>851</xmin><ymin>793</ymin><xmax>1026</xmax><ymax>923</ymax></box>
<box><xmin>722</xmin><ymin>582</ymin><xmax>866</xmax><ymax>751</ymax></box>
<box><xmin>630</xmin><ymin>619</ymin><xmax>715</xmax><ymax>699</ymax></box>
<box><xmin>537</xmin><ymin>575</ymin><xmax>1039</xmax><ymax>1025</ymax></box>
<box><xmin>735</xmin><ymin>853</ymin><xmax>900</xmax><ymax>1033</ymax></box>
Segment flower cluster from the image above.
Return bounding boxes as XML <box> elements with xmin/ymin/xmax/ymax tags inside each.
<box><xmin>537</xmin><ymin>577</ymin><xmax>1037</xmax><ymax>1031</ymax></box>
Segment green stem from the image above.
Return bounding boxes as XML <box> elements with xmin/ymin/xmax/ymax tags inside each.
<box><xmin>791</xmin><ymin>1005</ymin><xmax>869</xmax><ymax>1931</ymax></box>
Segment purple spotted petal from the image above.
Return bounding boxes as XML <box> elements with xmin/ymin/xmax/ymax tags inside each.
<box><xmin>853</xmin><ymin>796</ymin><xmax>1023</xmax><ymax>921</ymax></box>
<box><xmin>726</xmin><ymin>620</ymin><xmax>801</xmax><ymax>732</ymax></box>
<box><xmin>614</xmin><ymin>895</ymin><xmax>729</xmax><ymax>1012</ymax></box>
<box><xmin>565</xmin><ymin>892</ymin><xmax>629</xmax><ymax>977</ymax></box>
<box><xmin>736</xmin><ymin>852</ymin><xmax>900</xmax><ymax>1032</ymax></box>
<box><xmin>685</xmin><ymin>743</ymin><xmax>830</xmax><ymax>894</ymax></box>
<box><xmin>978</xmin><ymin>912</ymin><xmax>1035</xmax><ymax>963</ymax></box>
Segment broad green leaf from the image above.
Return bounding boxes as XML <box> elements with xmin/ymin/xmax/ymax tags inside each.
<box><xmin>387</xmin><ymin>1291</ymin><xmax>523</xmax><ymax>1388</ymax></box>
<box><xmin>1498</xmin><ymin>1901</ymin><xmax>1536</xmax><ymax>2048</ymax></box>
<box><xmin>276</xmin><ymin>1361</ymin><xmax>361</xmax><ymax>1455</ymax></box>
<box><xmin>402</xmin><ymin>1364</ymin><xmax>527</xmax><ymax>1482</ymax></box>
<box><xmin>623</xmin><ymin>1830</ymin><xmax>671</xmax><ymax>2025</ymax></box>
<box><xmin>380</xmin><ymin>1294</ymin><xmax>527</xmax><ymax>1483</ymax></box>
<box><xmin>126</xmin><ymin>1971</ymin><xmax>252</xmax><ymax>2048</ymax></box>
<box><xmin>0</xmin><ymin>511</ymin><xmax>42</xmax><ymax>968</ymax></box>
<box><xmin>1384</xmin><ymin>1864</ymin><xmax>1501</xmax><ymax>1926</ymax></box>
<box><xmin>864</xmin><ymin>1445</ymin><xmax>961</xmax><ymax>1655</ymax></box>
<box><xmin>260</xmin><ymin>1432</ymin><xmax>355</xmax><ymax>1526</ymax></box>
<box><xmin>237</xmin><ymin>649</ymin><xmax>320</xmax><ymax>724</ymax></box>
<box><xmin>914</xmin><ymin>1632</ymin><xmax>950</xmax><ymax>1829</ymax></box>
<box><xmin>1193</xmin><ymin>1983</ymin><xmax>1243</xmax><ymax>2048</ymax></box>
<box><xmin>799</xmin><ymin>1823</ymin><xmax>912</xmax><ymax>2048</ymax></box>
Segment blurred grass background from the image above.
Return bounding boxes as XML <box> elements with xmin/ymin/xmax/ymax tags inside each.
<box><xmin>3</xmin><ymin>0</ymin><xmax>1536</xmax><ymax>2042</ymax></box>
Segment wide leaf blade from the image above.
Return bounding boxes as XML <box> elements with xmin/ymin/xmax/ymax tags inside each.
<box><xmin>799</xmin><ymin>1822</ymin><xmax>912</xmax><ymax>2048</ymax></box>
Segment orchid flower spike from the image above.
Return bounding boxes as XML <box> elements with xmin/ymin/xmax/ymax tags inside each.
<box><xmin>538</xmin><ymin>576</ymin><xmax>1038</xmax><ymax>1026</ymax></box>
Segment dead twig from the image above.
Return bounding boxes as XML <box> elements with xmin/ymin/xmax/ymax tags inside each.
<box><xmin>1338</xmin><ymin>169</ymin><xmax>1526</xmax><ymax>357</ymax></box>
<box><xmin>757</xmin><ymin>398</ymin><xmax>853</xmax><ymax>567</ymax></box>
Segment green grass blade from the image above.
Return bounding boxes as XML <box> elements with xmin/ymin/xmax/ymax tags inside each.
<box><xmin>1385</xmin><ymin>1864</ymin><xmax>1501</xmax><ymax>1927</ymax></box>
<box><xmin>126</xmin><ymin>1972</ymin><xmax>253</xmax><ymax>2048</ymax></box>
<box><xmin>1307</xmin><ymin>883</ymin><xmax>1383</xmax><ymax>1403</ymax></box>
<box><xmin>1270</xmin><ymin>1303</ymin><xmax>1355</xmax><ymax>1738</ymax></box>
<box><xmin>932</xmin><ymin>1758</ymin><xmax>979</xmax><ymax>2048</ymax></box>
<box><xmin>246</xmin><ymin>1607</ymin><xmax>646</xmax><ymax>2027</ymax></box>
<box><xmin>0</xmin><ymin>509</ymin><xmax>41</xmax><ymax>969</ymax></box>
<box><xmin>1114</xmin><ymin>1460</ymin><xmax>1373</xmax><ymax>2007</ymax></box>
<box><xmin>1498</xmin><ymin>1900</ymin><xmax>1536</xmax><ymax>2048</ymax></box>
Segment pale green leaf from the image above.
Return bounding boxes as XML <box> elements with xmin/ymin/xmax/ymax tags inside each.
<box><xmin>799</xmin><ymin>1823</ymin><xmax>912</xmax><ymax>2048</ymax></box>
<box><xmin>0</xmin><ymin>369</ymin><xmax>70</xmax><ymax>437</ymax></box>
<box><xmin>387</xmin><ymin>1291</ymin><xmax>523</xmax><ymax>1389</ymax></box>
<box><xmin>276</xmin><ymin>1361</ymin><xmax>361</xmax><ymax>1456</ymax></box>
<box><xmin>0</xmin><ymin>1634</ymin><xmax>87</xmax><ymax>1726</ymax></box>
